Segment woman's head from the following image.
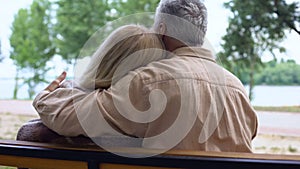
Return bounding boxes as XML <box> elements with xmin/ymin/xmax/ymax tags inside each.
<box><xmin>79</xmin><ymin>25</ymin><xmax>165</xmax><ymax>90</ymax></box>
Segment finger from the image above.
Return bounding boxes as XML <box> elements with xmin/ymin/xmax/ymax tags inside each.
<box><xmin>49</xmin><ymin>71</ymin><xmax>67</xmax><ymax>89</ymax></box>
<box><xmin>56</xmin><ymin>71</ymin><xmax>67</xmax><ymax>83</ymax></box>
<box><xmin>44</xmin><ymin>71</ymin><xmax>67</xmax><ymax>92</ymax></box>
<box><xmin>46</xmin><ymin>80</ymin><xmax>60</xmax><ymax>92</ymax></box>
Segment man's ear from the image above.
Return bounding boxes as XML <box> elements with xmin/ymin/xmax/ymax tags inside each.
<box><xmin>159</xmin><ymin>23</ymin><xmax>166</xmax><ymax>35</ymax></box>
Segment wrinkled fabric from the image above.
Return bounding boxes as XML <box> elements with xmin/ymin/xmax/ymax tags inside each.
<box><xmin>33</xmin><ymin>47</ymin><xmax>258</xmax><ymax>152</ymax></box>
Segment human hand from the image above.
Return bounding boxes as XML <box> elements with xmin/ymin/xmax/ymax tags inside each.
<box><xmin>44</xmin><ymin>71</ymin><xmax>67</xmax><ymax>92</ymax></box>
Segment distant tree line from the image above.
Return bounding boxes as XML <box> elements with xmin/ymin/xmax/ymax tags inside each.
<box><xmin>227</xmin><ymin>58</ymin><xmax>300</xmax><ymax>85</ymax></box>
<box><xmin>255</xmin><ymin>59</ymin><xmax>300</xmax><ymax>86</ymax></box>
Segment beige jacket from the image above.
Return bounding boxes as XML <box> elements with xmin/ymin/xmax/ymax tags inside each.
<box><xmin>33</xmin><ymin>47</ymin><xmax>258</xmax><ymax>152</ymax></box>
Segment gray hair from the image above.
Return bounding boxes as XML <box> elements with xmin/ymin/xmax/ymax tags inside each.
<box><xmin>153</xmin><ymin>0</ymin><xmax>208</xmax><ymax>46</ymax></box>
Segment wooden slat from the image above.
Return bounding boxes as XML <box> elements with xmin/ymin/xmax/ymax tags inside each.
<box><xmin>101</xmin><ymin>163</ymin><xmax>180</xmax><ymax>169</ymax></box>
<box><xmin>0</xmin><ymin>155</ymin><xmax>88</xmax><ymax>169</ymax></box>
<box><xmin>1</xmin><ymin>139</ymin><xmax>300</xmax><ymax>169</ymax></box>
<box><xmin>1</xmin><ymin>139</ymin><xmax>300</xmax><ymax>162</ymax></box>
<box><xmin>166</xmin><ymin>149</ymin><xmax>300</xmax><ymax>161</ymax></box>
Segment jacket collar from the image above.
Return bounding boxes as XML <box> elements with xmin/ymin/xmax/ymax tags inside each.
<box><xmin>172</xmin><ymin>47</ymin><xmax>216</xmax><ymax>63</ymax></box>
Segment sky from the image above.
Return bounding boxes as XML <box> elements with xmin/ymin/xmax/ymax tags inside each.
<box><xmin>0</xmin><ymin>0</ymin><xmax>33</xmax><ymax>78</ymax></box>
<box><xmin>0</xmin><ymin>0</ymin><xmax>299</xmax><ymax>79</ymax></box>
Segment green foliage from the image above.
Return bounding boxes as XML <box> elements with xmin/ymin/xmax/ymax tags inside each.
<box><xmin>218</xmin><ymin>0</ymin><xmax>300</xmax><ymax>100</ymax></box>
<box><xmin>110</xmin><ymin>0</ymin><xmax>160</xmax><ymax>31</ymax></box>
<box><xmin>9</xmin><ymin>0</ymin><xmax>54</xmax><ymax>99</ymax></box>
<box><xmin>111</xmin><ymin>0</ymin><xmax>159</xmax><ymax>16</ymax></box>
<box><xmin>255</xmin><ymin>59</ymin><xmax>300</xmax><ymax>85</ymax></box>
<box><xmin>54</xmin><ymin>0</ymin><xmax>112</xmax><ymax>63</ymax></box>
<box><xmin>8</xmin><ymin>0</ymin><xmax>161</xmax><ymax>99</ymax></box>
<box><xmin>54</xmin><ymin>0</ymin><xmax>160</xmax><ymax>63</ymax></box>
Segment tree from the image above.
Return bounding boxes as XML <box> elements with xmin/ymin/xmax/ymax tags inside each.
<box><xmin>112</xmin><ymin>0</ymin><xmax>159</xmax><ymax>16</ymax></box>
<box><xmin>110</xmin><ymin>0</ymin><xmax>160</xmax><ymax>30</ymax></box>
<box><xmin>10</xmin><ymin>0</ymin><xmax>54</xmax><ymax>99</ymax></box>
<box><xmin>0</xmin><ymin>40</ymin><xmax>3</xmax><ymax>62</ymax></box>
<box><xmin>54</xmin><ymin>0</ymin><xmax>112</xmax><ymax>64</ymax></box>
<box><xmin>54</xmin><ymin>0</ymin><xmax>160</xmax><ymax>64</ymax></box>
<box><xmin>218</xmin><ymin>0</ymin><xmax>300</xmax><ymax>100</ymax></box>
<box><xmin>255</xmin><ymin>59</ymin><xmax>300</xmax><ymax>85</ymax></box>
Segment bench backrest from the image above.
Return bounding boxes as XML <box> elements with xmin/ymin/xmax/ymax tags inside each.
<box><xmin>0</xmin><ymin>140</ymin><xmax>300</xmax><ymax>169</ymax></box>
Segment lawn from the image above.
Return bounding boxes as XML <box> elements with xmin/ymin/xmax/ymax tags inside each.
<box><xmin>0</xmin><ymin>112</ymin><xmax>38</xmax><ymax>140</ymax></box>
<box><xmin>254</xmin><ymin>106</ymin><xmax>300</xmax><ymax>113</ymax></box>
<box><xmin>0</xmin><ymin>112</ymin><xmax>38</xmax><ymax>169</ymax></box>
<box><xmin>0</xmin><ymin>167</ymin><xmax>14</xmax><ymax>169</ymax></box>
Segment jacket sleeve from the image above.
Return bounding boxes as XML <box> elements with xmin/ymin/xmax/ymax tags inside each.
<box><xmin>33</xmin><ymin>87</ymin><xmax>88</xmax><ymax>136</ymax></box>
<box><xmin>32</xmin><ymin>73</ymin><xmax>149</xmax><ymax>138</ymax></box>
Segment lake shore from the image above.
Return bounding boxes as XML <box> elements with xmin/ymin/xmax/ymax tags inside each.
<box><xmin>0</xmin><ymin>100</ymin><xmax>36</xmax><ymax>115</ymax></box>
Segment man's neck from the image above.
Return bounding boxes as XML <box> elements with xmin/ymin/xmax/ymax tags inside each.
<box><xmin>163</xmin><ymin>36</ymin><xmax>188</xmax><ymax>52</ymax></box>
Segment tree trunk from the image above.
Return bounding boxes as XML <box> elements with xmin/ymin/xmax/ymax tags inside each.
<box><xmin>248</xmin><ymin>58</ymin><xmax>255</xmax><ymax>101</ymax></box>
<box><xmin>28</xmin><ymin>82</ymin><xmax>34</xmax><ymax>100</ymax></box>
<box><xmin>13</xmin><ymin>69</ymin><xmax>19</xmax><ymax>100</ymax></box>
<box><xmin>249</xmin><ymin>70</ymin><xmax>254</xmax><ymax>101</ymax></box>
<box><xmin>27</xmin><ymin>77</ymin><xmax>38</xmax><ymax>100</ymax></box>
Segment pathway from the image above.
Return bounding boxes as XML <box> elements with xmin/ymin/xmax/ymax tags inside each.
<box><xmin>0</xmin><ymin>100</ymin><xmax>300</xmax><ymax>136</ymax></box>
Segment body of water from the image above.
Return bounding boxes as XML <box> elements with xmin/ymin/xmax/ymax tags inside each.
<box><xmin>1</xmin><ymin>78</ymin><xmax>300</xmax><ymax>106</ymax></box>
<box><xmin>245</xmin><ymin>85</ymin><xmax>300</xmax><ymax>106</ymax></box>
<box><xmin>0</xmin><ymin>78</ymin><xmax>45</xmax><ymax>99</ymax></box>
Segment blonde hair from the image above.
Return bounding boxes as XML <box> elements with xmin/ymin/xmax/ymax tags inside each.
<box><xmin>78</xmin><ymin>25</ymin><xmax>165</xmax><ymax>90</ymax></box>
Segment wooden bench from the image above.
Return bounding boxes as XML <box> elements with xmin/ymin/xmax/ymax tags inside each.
<box><xmin>1</xmin><ymin>140</ymin><xmax>300</xmax><ymax>169</ymax></box>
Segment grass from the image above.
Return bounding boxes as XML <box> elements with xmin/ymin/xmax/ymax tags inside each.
<box><xmin>254</xmin><ymin>146</ymin><xmax>266</xmax><ymax>150</ymax></box>
<box><xmin>0</xmin><ymin>167</ymin><xmax>16</xmax><ymax>169</ymax></box>
<box><xmin>0</xmin><ymin>112</ymin><xmax>38</xmax><ymax>140</ymax></box>
<box><xmin>288</xmin><ymin>145</ymin><xmax>298</xmax><ymax>153</ymax></box>
<box><xmin>254</xmin><ymin>106</ymin><xmax>300</xmax><ymax>113</ymax></box>
<box><xmin>270</xmin><ymin>146</ymin><xmax>281</xmax><ymax>153</ymax></box>
<box><xmin>0</xmin><ymin>112</ymin><xmax>37</xmax><ymax>169</ymax></box>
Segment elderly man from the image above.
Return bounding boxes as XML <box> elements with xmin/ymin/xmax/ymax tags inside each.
<box><xmin>21</xmin><ymin>0</ymin><xmax>257</xmax><ymax>153</ymax></box>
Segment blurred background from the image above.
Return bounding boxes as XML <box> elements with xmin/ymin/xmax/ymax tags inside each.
<box><xmin>0</xmin><ymin>1</ymin><xmax>300</xmax><ymax>165</ymax></box>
